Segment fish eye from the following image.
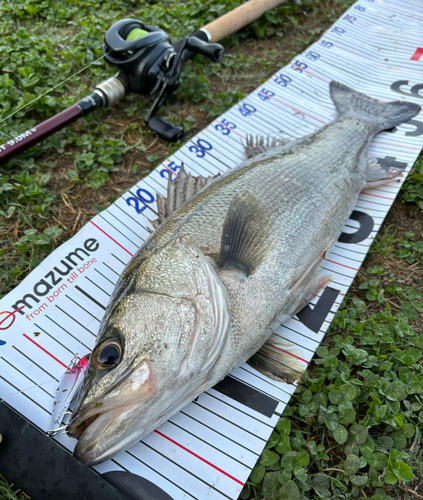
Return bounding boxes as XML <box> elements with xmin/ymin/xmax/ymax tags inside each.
<box><xmin>92</xmin><ymin>338</ymin><xmax>122</xmax><ymax>369</ymax></box>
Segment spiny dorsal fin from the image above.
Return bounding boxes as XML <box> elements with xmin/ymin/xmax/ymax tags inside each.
<box><xmin>219</xmin><ymin>191</ymin><xmax>270</xmax><ymax>275</ymax></box>
<box><xmin>244</xmin><ymin>134</ymin><xmax>289</xmax><ymax>159</ymax></box>
<box><xmin>247</xmin><ymin>334</ymin><xmax>306</xmax><ymax>383</ymax></box>
<box><xmin>152</xmin><ymin>164</ymin><xmax>219</xmax><ymax>229</ymax></box>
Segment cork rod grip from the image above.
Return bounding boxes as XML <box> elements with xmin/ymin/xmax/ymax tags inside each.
<box><xmin>202</xmin><ymin>0</ymin><xmax>287</xmax><ymax>42</ymax></box>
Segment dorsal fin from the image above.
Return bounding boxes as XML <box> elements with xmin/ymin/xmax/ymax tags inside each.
<box><xmin>151</xmin><ymin>164</ymin><xmax>219</xmax><ymax>230</ymax></box>
<box><xmin>244</xmin><ymin>134</ymin><xmax>289</xmax><ymax>159</ymax></box>
<box><xmin>219</xmin><ymin>191</ymin><xmax>270</xmax><ymax>275</ymax></box>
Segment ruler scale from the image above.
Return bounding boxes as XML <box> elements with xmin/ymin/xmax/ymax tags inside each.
<box><xmin>1</xmin><ymin>0</ymin><xmax>423</xmax><ymax>498</ymax></box>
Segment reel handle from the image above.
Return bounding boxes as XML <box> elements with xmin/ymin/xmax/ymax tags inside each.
<box><xmin>186</xmin><ymin>37</ymin><xmax>224</xmax><ymax>62</ymax></box>
<box><xmin>147</xmin><ymin>116</ymin><xmax>184</xmax><ymax>142</ymax></box>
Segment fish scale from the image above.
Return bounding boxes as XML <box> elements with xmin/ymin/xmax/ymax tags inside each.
<box><xmin>67</xmin><ymin>81</ymin><xmax>420</xmax><ymax>467</ymax></box>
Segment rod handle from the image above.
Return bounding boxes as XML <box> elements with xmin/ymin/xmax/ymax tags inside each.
<box><xmin>201</xmin><ymin>0</ymin><xmax>287</xmax><ymax>42</ymax></box>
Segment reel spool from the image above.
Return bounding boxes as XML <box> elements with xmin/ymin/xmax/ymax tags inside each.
<box><xmin>103</xmin><ymin>20</ymin><xmax>176</xmax><ymax>96</ymax></box>
<box><xmin>102</xmin><ymin>19</ymin><xmax>225</xmax><ymax>142</ymax></box>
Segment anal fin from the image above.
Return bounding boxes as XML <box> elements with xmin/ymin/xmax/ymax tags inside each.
<box><xmin>247</xmin><ymin>334</ymin><xmax>307</xmax><ymax>383</ymax></box>
<box><xmin>364</xmin><ymin>152</ymin><xmax>402</xmax><ymax>189</ymax></box>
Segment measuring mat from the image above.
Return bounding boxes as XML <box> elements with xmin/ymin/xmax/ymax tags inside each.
<box><xmin>1</xmin><ymin>0</ymin><xmax>423</xmax><ymax>498</ymax></box>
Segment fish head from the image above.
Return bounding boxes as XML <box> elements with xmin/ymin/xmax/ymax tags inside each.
<box><xmin>68</xmin><ymin>235</ymin><xmax>230</xmax><ymax>466</ymax></box>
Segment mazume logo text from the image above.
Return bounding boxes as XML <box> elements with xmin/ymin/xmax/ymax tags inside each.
<box><xmin>11</xmin><ymin>238</ymin><xmax>100</xmax><ymax>321</ymax></box>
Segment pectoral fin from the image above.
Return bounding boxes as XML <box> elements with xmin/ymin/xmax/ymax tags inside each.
<box><xmin>248</xmin><ymin>334</ymin><xmax>306</xmax><ymax>383</ymax></box>
<box><xmin>219</xmin><ymin>191</ymin><xmax>270</xmax><ymax>275</ymax></box>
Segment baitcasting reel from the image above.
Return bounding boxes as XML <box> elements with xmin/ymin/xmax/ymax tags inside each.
<box><xmin>102</xmin><ymin>19</ymin><xmax>224</xmax><ymax>142</ymax></box>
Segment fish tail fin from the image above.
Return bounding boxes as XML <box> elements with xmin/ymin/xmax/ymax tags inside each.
<box><xmin>330</xmin><ymin>81</ymin><xmax>421</xmax><ymax>131</ymax></box>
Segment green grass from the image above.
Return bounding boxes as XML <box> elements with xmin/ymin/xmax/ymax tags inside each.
<box><xmin>242</xmin><ymin>267</ymin><xmax>423</xmax><ymax>500</ymax></box>
<box><xmin>0</xmin><ymin>0</ymin><xmax>353</xmax><ymax>300</ymax></box>
<box><xmin>1</xmin><ymin>0</ymin><xmax>423</xmax><ymax>498</ymax></box>
<box><xmin>0</xmin><ymin>470</ymin><xmax>28</xmax><ymax>500</ymax></box>
<box><xmin>401</xmin><ymin>154</ymin><xmax>423</xmax><ymax>210</ymax></box>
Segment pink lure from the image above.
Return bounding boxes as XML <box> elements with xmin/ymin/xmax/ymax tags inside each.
<box><xmin>50</xmin><ymin>354</ymin><xmax>90</xmax><ymax>433</ymax></box>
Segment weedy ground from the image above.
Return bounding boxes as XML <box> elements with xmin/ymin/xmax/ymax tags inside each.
<box><xmin>0</xmin><ymin>0</ymin><xmax>422</xmax><ymax>499</ymax></box>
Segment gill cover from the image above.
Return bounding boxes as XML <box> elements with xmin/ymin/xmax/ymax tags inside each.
<box><xmin>68</xmin><ymin>235</ymin><xmax>231</xmax><ymax>466</ymax></box>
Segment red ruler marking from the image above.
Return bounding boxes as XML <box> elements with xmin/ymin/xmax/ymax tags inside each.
<box><xmin>326</xmin><ymin>259</ymin><xmax>358</xmax><ymax>271</ymax></box>
<box><xmin>90</xmin><ymin>221</ymin><xmax>134</xmax><ymax>257</ymax></box>
<box><xmin>372</xmin><ymin>140</ymin><xmax>421</xmax><ymax>151</ymax></box>
<box><xmin>266</xmin><ymin>343</ymin><xmax>308</xmax><ymax>363</ymax></box>
<box><xmin>361</xmin><ymin>191</ymin><xmax>394</xmax><ymax>201</ymax></box>
<box><xmin>162</xmin><ymin>163</ymin><xmax>179</xmax><ymax>178</ymax></box>
<box><xmin>215</xmin><ymin>120</ymin><xmax>247</xmax><ymax>140</ymax></box>
<box><xmin>411</xmin><ymin>47</ymin><xmax>423</xmax><ymax>61</ymax></box>
<box><xmin>355</xmin><ymin>21</ymin><xmax>373</xmax><ymax>30</ymax></box>
<box><xmin>291</xmin><ymin>64</ymin><xmax>330</xmax><ymax>84</ymax></box>
<box><xmin>259</xmin><ymin>92</ymin><xmax>327</xmax><ymax>125</ymax></box>
<box><xmin>154</xmin><ymin>429</ymin><xmax>245</xmax><ymax>486</ymax></box>
<box><xmin>23</xmin><ymin>333</ymin><xmax>68</xmax><ymax>369</ymax></box>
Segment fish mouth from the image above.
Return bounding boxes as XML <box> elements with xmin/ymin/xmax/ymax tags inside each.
<box><xmin>69</xmin><ymin>413</ymin><xmax>101</xmax><ymax>440</ymax></box>
<box><xmin>68</xmin><ymin>358</ymin><xmax>156</xmax><ymax>466</ymax></box>
<box><xmin>69</xmin><ymin>403</ymin><xmax>139</xmax><ymax>466</ymax></box>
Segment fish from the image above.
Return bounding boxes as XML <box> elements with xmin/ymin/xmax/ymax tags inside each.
<box><xmin>67</xmin><ymin>82</ymin><xmax>420</xmax><ymax>466</ymax></box>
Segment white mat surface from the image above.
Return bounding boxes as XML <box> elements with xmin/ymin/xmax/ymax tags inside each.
<box><xmin>1</xmin><ymin>0</ymin><xmax>423</xmax><ymax>498</ymax></box>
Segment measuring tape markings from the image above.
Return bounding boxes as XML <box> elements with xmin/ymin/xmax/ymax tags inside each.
<box><xmin>178</xmin><ymin>405</ymin><xmax>263</xmax><ymax>459</ymax></box>
<box><xmin>322</xmin><ymin>22</ymin><xmax>421</xmax><ymax>63</ymax></box>
<box><xmin>155</xmin><ymin>423</ymin><xmax>249</xmax><ymax>488</ymax></box>
<box><xmin>111</xmin><ymin>199</ymin><xmax>153</xmax><ymax>240</ymax></box>
<box><xmin>369</xmin><ymin>2</ymin><xmax>423</xmax><ymax>24</ymax></box>
<box><xmin>195</xmin><ymin>130</ymin><xmax>243</xmax><ymax>168</ymax></box>
<box><xmin>0</xmin><ymin>1</ymin><xmax>423</xmax><ymax>498</ymax></box>
<box><xmin>251</xmin><ymin>87</ymin><xmax>328</xmax><ymax>129</ymax></box>
<box><xmin>188</xmin><ymin>133</ymin><xmax>239</xmax><ymax>172</ymax></box>
<box><xmin>180</xmin><ymin>143</ymin><xmax>228</xmax><ymax>177</ymax></box>
<box><xmin>0</xmin><ymin>355</ymin><xmax>56</xmax><ymax>409</ymax></box>
<box><xmin>272</xmin><ymin>330</ymin><xmax>318</xmax><ymax>355</ymax></box>
<box><xmin>0</xmin><ymin>356</ymin><xmax>55</xmax><ymax>405</ymax></box>
<box><xmin>104</xmin><ymin>453</ymin><xmax>199</xmax><ymax>500</ymax></box>
<box><xmin>170</xmin><ymin>411</ymin><xmax>259</xmax><ymax>468</ymax></box>
<box><xmin>231</xmin><ymin>367</ymin><xmax>295</xmax><ymax>404</ymax></box>
<box><xmin>203</xmin><ymin>126</ymin><xmax>246</xmax><ymax>161</ymax></box>
<box><xmin>114</xmin><ymin>195</ymin><xmax>157</xmax><ymax>237</ymax></box>
<box><xmin>84</xmin><ymin>274</ymin><xmax>112</xmax><ymax>300</ymax></box>
<box><xmin>128</xmin><ymin>440</ymin><xmax>234</xmax><ymax>500</ymax></box>
<box><xmin>140</xmin><ymin>432</ymin><xmax>243</xmax><ymax>500</ymax></box>
<box><xmin>301</xmin><ymin>53</ymin><xmax>423</xmax><ymax>103</ymax></box>
<box><xmin>363</xmin><ymin>6</ymin><xmax>422</xmax><ymax>31</ymax></box>
<box><xmin>100</xmin><ymin>206</ymin><xmax>146</xmax><ymax>247</ymax></box>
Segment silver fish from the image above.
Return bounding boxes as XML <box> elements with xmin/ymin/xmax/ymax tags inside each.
<box><xmin>67</xmin><ymin>82</ymin><xmax>420</xmax><ymax>466</ymax></box>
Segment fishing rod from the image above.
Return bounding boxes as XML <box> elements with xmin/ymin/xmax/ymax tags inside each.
<box><xmin>0</xmin><ymin>0</ymin><xmax>286</xmax><ymax>165</ymax></box>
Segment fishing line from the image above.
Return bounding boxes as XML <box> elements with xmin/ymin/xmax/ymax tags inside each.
<box><xmin>0</xmin><ymin>24</ymin><xmax>152</xmax><ymax>128</ymax></box>
<box><xmin>1</xmin><ymin>377</ymin><xmax>59</xmax><ymax>399</ymax></box>
<box><xmin>0</xmin><ymin>53</ymin><xmax>108</xmax><ymax>127</ymax></box>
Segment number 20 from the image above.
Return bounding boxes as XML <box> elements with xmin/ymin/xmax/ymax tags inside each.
<box><xmin>126</xmin><ymin>188</ymin><xmax>155</xmax><ymax>214</ymax></box>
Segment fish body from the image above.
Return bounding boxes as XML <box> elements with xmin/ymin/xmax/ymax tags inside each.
<box><xmin>68</xmin><ymin>82</ymin><xmax>420</xmax><ymax>466</ymax></box>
